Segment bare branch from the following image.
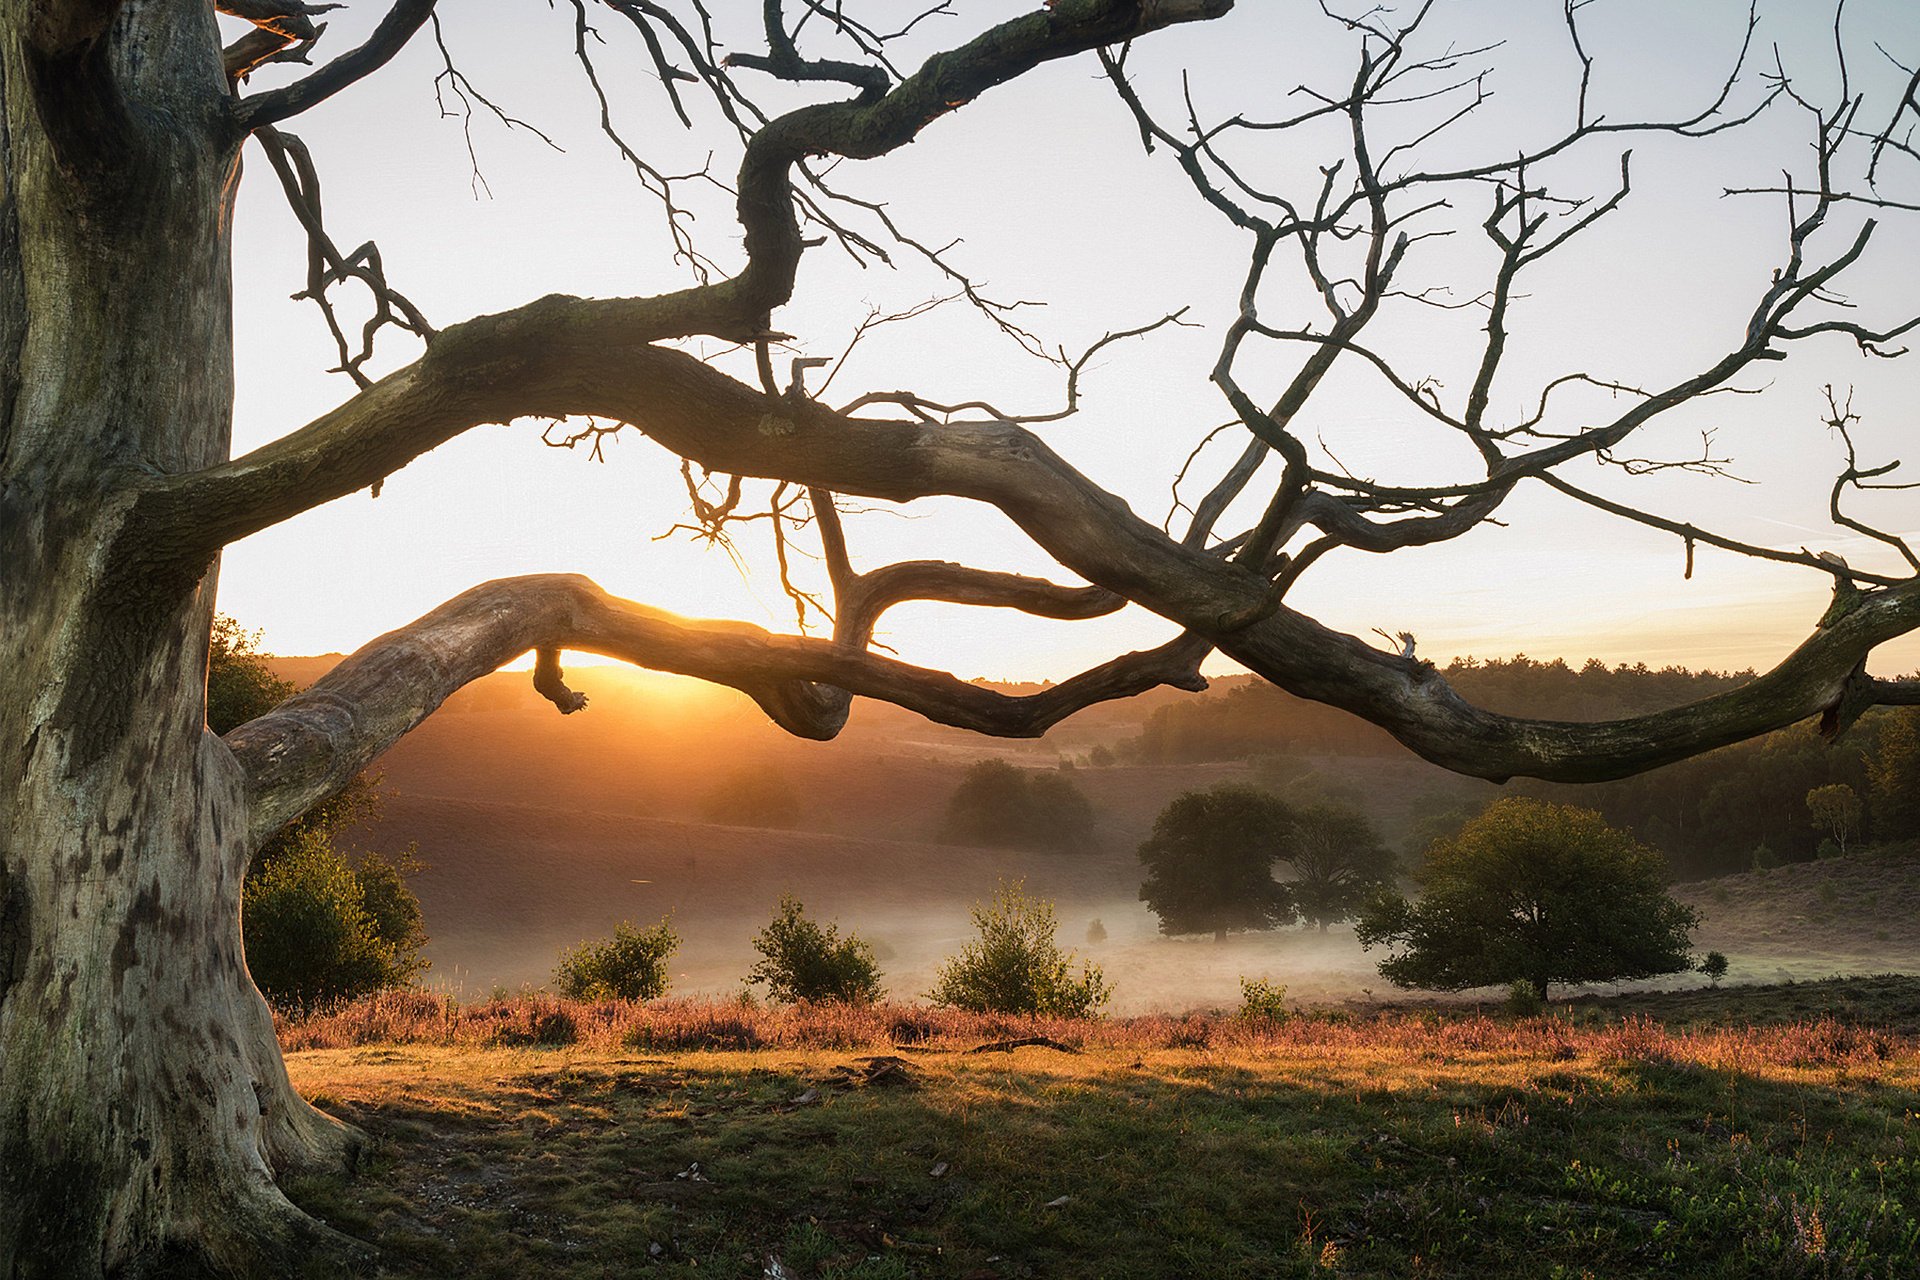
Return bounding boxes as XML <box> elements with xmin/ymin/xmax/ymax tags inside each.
<box><xmin>237</xmin><ymin>0</ymin><xmax>437</xmax><ymax>130</ymax></box>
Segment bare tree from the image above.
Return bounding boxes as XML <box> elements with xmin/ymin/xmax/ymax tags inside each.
<box><xmin>2</xmin><ymin>0</ymin><xmax>1917</xmax><ymax>1273</ymax></box>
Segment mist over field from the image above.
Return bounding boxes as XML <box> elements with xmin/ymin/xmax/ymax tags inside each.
<box><xmin>277</xmin><ymin>658</ymin><xmax>1920</xmax><ymax>1012</ymax></box>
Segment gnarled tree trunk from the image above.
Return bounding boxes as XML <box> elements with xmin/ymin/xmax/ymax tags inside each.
<box><xmin>0</xmin><ymin>3</ymin><xmax>362</xmax><ymax>1274</ymax></box>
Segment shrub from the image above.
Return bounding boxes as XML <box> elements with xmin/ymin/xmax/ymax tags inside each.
<box><xmin>1700</xmin><ymin>951</ymin><xmax>1730</xmax><ymax>987</ymax></box>
<box><xmin>942</xmin><ymin>759</ymin><xmax>1097</xmax><ymax>853</ymax></box>
<box><xmin>554</xmin><ymin>918</ymin><xmax>679</xmax><ymax>1001</ymax></box>
<box><xmin>241</xmin><ymin>830</ymin><xmax>428</xmax><ymax>1013</ymax></box>
<box><xmin>1237</xmin><ymin>977</ymin><xmax>1289</xmax><ymax>1024</ymax></box>
<box><xmin>929</xmin><ymin>881</ymin><xmax>1110</xmax><ymax>1017</ymax></box>
<box><xmin>1504</xmin><ymin>979</ymin><xmax>1545</xmax><ymax>1017</ymax></box>
<box><xmin>746</xmin><ymin>895</ymin><xmax>884</xmax><ymax>1004</ymax></box>
<box><xmin>1085</xmin><ymin>917</ymin><xmax>1108</xmax><ymax>945</ymax></box>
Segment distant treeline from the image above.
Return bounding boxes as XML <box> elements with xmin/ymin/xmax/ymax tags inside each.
<box><xmin>1121</xmin><ymin>657</ymin><xmax>1755</xmax><ymax>763</ymax></box>
<box><xmin>1119</xmin><ymin>657</ymin><xmax>1920</xmax><ymax>880</ymax></box>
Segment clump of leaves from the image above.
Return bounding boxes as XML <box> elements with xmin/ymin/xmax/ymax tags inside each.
<box><xmin>746</xmin><ymin>895</ymin><xmax>883</xmax><ymax>1004</ymax></box>
<box><xmin>242</xmin><ymin>831</ymin><xmax>428</xmax><ymax>1014</ymax></box>
<box><xmin>929</xmin><ymin>881</ymin><xmax>1110</xmax><ymax>1017</ymax></box>
<box><xmin>1237</xmin><ymin>977</ymin><xmax>1289</xmax><ymax>1024</ymax></box>
<box><xmin>554</xmin><ymin>918</ymin><xmax>679</xmax><ymax>1001</ymax></box>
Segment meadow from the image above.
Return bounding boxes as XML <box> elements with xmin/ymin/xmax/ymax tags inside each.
<box><xmin>281</xmin><ymin>978</ymin><xmax>1920</xmax><ymax>1279</ymax></box>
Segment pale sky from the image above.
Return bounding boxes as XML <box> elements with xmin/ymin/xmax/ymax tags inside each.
<box><xmin>217</xmin><ymin>0</ymin><xmax>1920</xmax><ymax>686</ymax></box>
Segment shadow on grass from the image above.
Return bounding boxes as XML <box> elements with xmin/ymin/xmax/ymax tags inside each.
<box><xmin>282</xmin><ymin>1039</ymin><xmax>1920</xmax><ymax>1280</ymax></box>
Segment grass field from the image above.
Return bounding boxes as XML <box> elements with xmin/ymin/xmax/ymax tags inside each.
<box><xmin>282</xmin><ymin>978</ymin><xmax>1920</xmax><ymax>1279</ymax></box>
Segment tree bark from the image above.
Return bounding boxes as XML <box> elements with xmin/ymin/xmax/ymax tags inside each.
<box><xmin>0</xmin><ymin>4</ymin><xmax>365</xmax><ymax>1274</ymax></box>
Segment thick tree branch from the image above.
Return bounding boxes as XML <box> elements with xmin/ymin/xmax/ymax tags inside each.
<box><xmin>235</xmin><ymin>0</ymin><xmax>436</xmax><ymax>130</ymax></box>
<box><xmin>838</xmin><ymin>561</ymin><xmax>1122</xmax><ymax>648</ymax></box>
<box><xmin>225</xmin><ymin>574</ymin><xmax>1210</xmax><ymax>843</ymax></box>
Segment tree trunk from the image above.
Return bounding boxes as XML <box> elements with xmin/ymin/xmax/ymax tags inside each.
<box><xmin>0</xmin><ymin>5</ymin><xmax>366</xmax><ymax>1274</ymax></box>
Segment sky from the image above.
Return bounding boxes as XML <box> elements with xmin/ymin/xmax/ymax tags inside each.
<box><xmin>215</xmin><ymin>0</ymin><xmax>1920</xmax><ymax>688</ymax></box>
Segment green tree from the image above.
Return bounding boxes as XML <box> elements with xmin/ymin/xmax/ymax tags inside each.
<box><xmin>943</xmin><ymin>758</ymin><xmax>1097</xmax><ymax>853</ymax></box>
<box><xmin>929</xmin><ymin>882</ymin><xmax>1110</xmax><ymax>1017</ymax></box>
<box><xmin>1805</xmin><ymin>783</ymin><xmax>1863</xmax><ymax>855</ymax></box>
<box><xmin>1137</xmin><ymin>787</ymin><xmax>1295</xmax><ymax>940</ymax></box>
<box><xmin>1280</xmin><ymin>803</ymin><xmax>1398</xmax><ymax>931</ymax></box>
<box><xmin>1355</xmin><ymin>798</ymin><xmax>1698</xmax><ymax>999</ymax></box>
<box><xmin>1868</xmin><ymin>708</ymin><xmax>1920</xmax><ymax>840</ymax></box>
<box><xmin>746</xmin><ymin>895</ymin><xmax>883</xmax><ymax>1004</ymax></box>
<box><xmin>554</xmin><ymin>918</ymin><xmax>680</xmax><ymax>1001</ymax></box>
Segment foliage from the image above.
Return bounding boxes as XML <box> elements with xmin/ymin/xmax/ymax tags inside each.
<box><xmin>745</xmin><ymin>895</ymin><xmax>883</xmax><ymax>1005</ymax></box>
<box><xmin>1805</xmin><ymin>783</ymin><xmax>1863</xmax><ymax>855</ymax></box>
<box><xmin>241</xmin><ymin>831</ymin><xmax>428</xmax><ymax>1013</ymax></box>
<box><xmin>1867</xmin><ymin>707</ymin><xmax>1920</xmax><ymax>840</ymax></box>
<box><xmin>1504</xmin><ymin>979</ymin><xmax>1545</xmax><ymax>1017</ymax></box>
<box><xmin>700</xmin><ymin>766</ymin><xmax>803</xmax><ymax>829</ymax></box>
<box><xmin>1355</xmin><ymin>798</ymin><xmax>1699</xmax><ymax>999</ymax></box>
<box><xmin>205</xmin><ymin>615</ymin><xmax>296</xmax><ymax>736</ymax></box>
<box><xmin>928</xmin><ymin>882</ymin><xmax>1110</xmax><ymax>1017</ymax></box>
<box><xmin>554</xmin><ymin>918</ymin><xmax>679</xmax><ymax>1001</ymax></box>
<box><xmin>1700</xmin><ymin>951</ymin><xmax>1730</xmax><ymax>987</ymax></box>
<box><xmin>211</xmin><ymin>615</ymin><xmax>428</xmax><ymax>1008</ymax></box>
<box><xmin>1237</xmin><ymin>977</ymin><xmax>1289</xmax><ymax>1024</ymax></box>
<box><xmin>941</xmin><ymin>759</ymin><xmax>1097</xmax><ymax>853</ymax></box>
<box><xmin>1085</xmin><ymin>917</ymin><xmax>1107</xmax><ymax>945</ymax></box>
<box><xmin>1136</xmin><ymin>786</ymin><xmax>1295</xmax><ymax>938</ymax></box>
<box><xmin>1281</xmin><ymin>803</ymin><xmax>1399</xmax><ymax>930</ymax></box>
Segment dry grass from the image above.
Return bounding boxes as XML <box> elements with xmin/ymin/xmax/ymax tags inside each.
<box><xmin>280</xmin><ymin>984</ymin><xmax>1920</xmax><ymax>1279</ymax></box>
<box><xmin>280</xmin><ymin>983</ymin><xmax>1915</xmax><ymax>1075</ymax></box>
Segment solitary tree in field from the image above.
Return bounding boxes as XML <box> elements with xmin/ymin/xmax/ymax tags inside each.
<box><xmin>5</xmin><ymin>0</ymin><xmax>1920</xmax><ymax>1272</ymax></box>
<box><xmin>1355</xmin><ymin>799</ymin><xmax>1700</xmax><ymax>1000</ymax></box>
<box><xmin>1138</xmin><ymin>786</ymin><xmax>1295</xmax><ymax>940</ymax></box>
<box><xmin>1805</xmin><ymin>782</ymin><xmax>1863</xmax><ymax>855</ymax></box>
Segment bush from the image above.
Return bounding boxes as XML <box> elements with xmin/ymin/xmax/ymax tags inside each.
<box><xmin>241</xmin><ymin>831</ymin><xmax>428</xmax><ymax>1013</ymax></box>
<box><xmin>746</xmin><ymin>895</ymin><xmax>883</xmax><ymax>1004</ymax></box>
<box><xmin>1504</xmin><ymin>979</ymin><xmax>1545</xmax><ymax>1017</ymax></box>
<box><xmin>929</xmin><ymin>882</ymin><xmax>1110</xmax><ymax>1017</ymax></box>
<box><xmin>1085</xmin><ymin>917</ymin><xmax>1108</xmax><ymax>945</ymax></box>
<box><xmin>554</xmin><ymin>918</ymin><xmax>679</xmax><ymax>1001</ymax></box>
<box><xmin>1237</xmin><ymin>977</ymin><xmax>1289</xmax><ymax>1024</ymax></box>
<box><xmin>1700</xmin><ymin>951</ymin><xmax>1729</xmax><ymax>987</ymax></box>
<box><xmin>942</xmin><ymin>759</ymin><xmax>1097</xmax><ymax>853</ymax></box>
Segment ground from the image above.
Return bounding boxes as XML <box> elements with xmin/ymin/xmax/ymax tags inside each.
<box><xmin>282</xmin><ymin>977</ymin><xmax>1920</xmax><ymax>1279</ymax></box>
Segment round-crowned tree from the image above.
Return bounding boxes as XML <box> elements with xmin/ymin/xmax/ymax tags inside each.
<box><xmin>1355</xmin><ymin>798</ymin><xmax>1698</xmax><ymax>999</ymax></box>
<box><xmin>943</xmin><ymin>758</ymin><xmax>1097</xmax><ymax>853</ymax></box>
<box><xmin>1137</xmin><ymin>786</ymin><xmax>1296</xmax><ymax>940</ymax></box>
<box><xmin>1278</xmin><ymin>802</ymin><xmax>1398</xmax><ymax>931</ymax></box>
